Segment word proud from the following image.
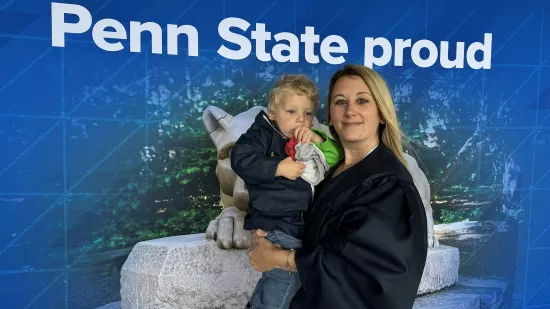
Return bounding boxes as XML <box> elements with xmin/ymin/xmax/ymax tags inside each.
<box><xmin>364</xmin><ymin>34</ymin><xmax>492</xmax><ymax>69</ymax></box>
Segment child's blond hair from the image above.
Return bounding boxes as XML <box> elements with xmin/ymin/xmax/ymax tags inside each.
<box><xmin>267</xmin><ymin>74</ymin><xmax>320</xmax><ymax>112</ymax></box>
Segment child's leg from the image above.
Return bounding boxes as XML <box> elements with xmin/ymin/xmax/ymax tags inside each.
<box><xmin>246</xmin><ymin>230</ymin><xmax>302</xmax><ymax>309</ymax></box>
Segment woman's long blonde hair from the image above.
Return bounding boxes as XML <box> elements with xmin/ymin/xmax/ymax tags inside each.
<box><xmin>327</xmin><ymin>64</ymin><xmax>408</xmax><ymax>167</ymax></box>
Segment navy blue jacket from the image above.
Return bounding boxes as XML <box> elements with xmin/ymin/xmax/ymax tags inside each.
<box><xmin>230</xmin><ymin>110</ymin><xmax>312</xmax><ymax>238</ymax></box>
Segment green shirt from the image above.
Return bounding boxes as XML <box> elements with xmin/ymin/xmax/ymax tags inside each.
<box><xmin>311</xmin><ymin>128</ymin><xmax>344</xmax><ymax>168</ymax></box>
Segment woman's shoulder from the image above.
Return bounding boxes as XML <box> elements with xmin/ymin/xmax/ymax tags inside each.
<box><xmin>357</xmin><ymin>144</ymin><xmax>414</xmax><ymax>185</ymax></box>
<box><xmin>346</xmin><ymin>168</ymin><xmax>421</xmax><ymax>214</ymax></box>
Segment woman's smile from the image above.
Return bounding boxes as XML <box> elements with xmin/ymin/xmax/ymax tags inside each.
<box><xmin>342</xmin><ymin>121</ymin><xmax>363</xmax><ymax>127</ymax></box>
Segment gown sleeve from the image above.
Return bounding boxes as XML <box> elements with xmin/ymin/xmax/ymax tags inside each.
<box><xmin>291</xmin><ymin>176</ymin><xmax>428</xmax><ymax>309</ymax></box>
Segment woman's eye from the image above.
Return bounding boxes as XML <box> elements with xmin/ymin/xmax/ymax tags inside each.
<box><xmin>335</xmin><ymin>100</ymin><xmax>346</xmax><ymax>105</ymax></box>
<box><xmin>358</xmin><ymin>98</ymin><xmax>368</xmax><ymax>104</ymax></box>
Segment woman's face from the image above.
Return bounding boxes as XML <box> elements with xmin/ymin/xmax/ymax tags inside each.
<box><xmin>329</xmin><ymin>76</ymin><xmax>384</xmax><ymax>146</ymax></box>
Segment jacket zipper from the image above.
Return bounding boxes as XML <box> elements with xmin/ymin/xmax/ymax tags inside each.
<box><xmin>262</xmin><ymin>114</ymin><xmax>287</xmax><ymax>140</ymax></box>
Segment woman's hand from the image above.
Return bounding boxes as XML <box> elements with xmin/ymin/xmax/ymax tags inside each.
<box><xmin>248</xmin><ymin>229</ymin><xmax>282</xmax><ymax>272</ymax></box>
<box><xmin>250</xmin><ymin>229</ymin><xmax>268</xmax><ymax>247</ymax></box>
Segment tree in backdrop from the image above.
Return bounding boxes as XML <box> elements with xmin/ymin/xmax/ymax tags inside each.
<box><xmin>378</xmin><ymin>66</ymin><xmax>522</xmax><ymax>223</ymax></box>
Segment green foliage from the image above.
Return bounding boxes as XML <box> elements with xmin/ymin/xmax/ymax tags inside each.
<box><xmin>86</xmin><ymin>195</ymin><xmax>221</xmax><ymax>250</ymax></box>
<box><xmin>70</xmin><ymin>131</ymin><xmax>222</xmax><ymax>252</ymax></box>
<box><xmin>164</xmin><ymin>207</ymin><xmax>221</xmax><ymax>234</ymax></box>
<box><xmin>436</xmin><ymin>208</ymin><xmax>483</xmax><ymax>224</ymax></box>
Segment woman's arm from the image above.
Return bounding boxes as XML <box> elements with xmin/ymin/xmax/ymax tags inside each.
<box><xmin>248</xmin><ymin>230</ymin><xmax>298</xmax><ymax>273</ymax></box>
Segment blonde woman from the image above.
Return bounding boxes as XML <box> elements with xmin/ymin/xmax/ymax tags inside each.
<box><xmin>247</xmin><ymin>64</ymin><xmax>428</xmax><ymax>309</ymax></box>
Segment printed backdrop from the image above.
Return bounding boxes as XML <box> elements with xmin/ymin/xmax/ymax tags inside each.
<box><xmin>0</xmin><ymin>0</ymin><xmax>549</xmax><ymax>308</ymax></box>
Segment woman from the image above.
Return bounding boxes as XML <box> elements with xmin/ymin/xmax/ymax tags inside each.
<box><xmin>247</xmin><ymin>64</ymin><xmax>428</xmax><ymax>309</ymax></box>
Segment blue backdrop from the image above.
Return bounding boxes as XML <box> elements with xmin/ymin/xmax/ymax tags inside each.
<box><xmin>0</xmin><ymin>0</ymin><xmax>549</xmax><ymax>308</ymax></box>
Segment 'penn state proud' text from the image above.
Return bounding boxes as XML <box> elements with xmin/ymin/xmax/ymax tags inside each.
<box><xmin>51</xmin><ymin>2</ymin><xmax>493</xmax><ymax>70</ymax></box>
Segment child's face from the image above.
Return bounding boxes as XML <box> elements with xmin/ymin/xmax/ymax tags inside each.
<box><xmin>269</xmin><ymin>93</ymin><xmax>315</xmax><ymax>138</ymax></box>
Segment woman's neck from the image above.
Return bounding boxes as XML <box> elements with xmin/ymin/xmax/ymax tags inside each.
<box><xmin>341</xmin><ymin>137</ymin><xmax>380</xmax><ymax>167</ymax></box>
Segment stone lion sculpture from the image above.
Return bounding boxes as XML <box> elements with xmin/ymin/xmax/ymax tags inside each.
<box><xmin>201</xmin><ymin>105</ymin><xmax>439</xmax><ymax>249</ymax></box>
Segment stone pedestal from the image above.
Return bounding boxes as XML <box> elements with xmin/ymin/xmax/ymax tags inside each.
<box><xmin>418</xmin><ymin>245</ymin><xmax>460</xmax><ymax>294</ymax></box>
<box><xmin>120</xmin><ymin>233</ymin><xmax>459</xmax><ymax>309</ymax></box>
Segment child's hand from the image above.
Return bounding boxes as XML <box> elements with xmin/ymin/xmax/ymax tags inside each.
<box><xmin>276</xmin><ymin>157</ymin><xmax>305</xmax><ymax>180</ymax></box>
<box><xmin>294</xmin><ymin>126</ymin><xmax>324</xmax><ymax>144</ymax></box>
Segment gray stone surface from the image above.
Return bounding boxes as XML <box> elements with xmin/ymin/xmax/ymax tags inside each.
<box><xmin>417</xmin><ymin>245</ymin><xmax>460</xmax><ymax>295</ymax></box>
<box><xmin>121</xmin><ymin>234</ymin><xmax>261</xmax><ymax>309</ymax></box>
<box><xmin>451</xmin><ymin>276</ymin><xmax>509</xmax><ymax>309</ymax></box>
<box><xmin>415</xmin><ymin>276</ymin><xmax>508</xmax><ymax>309</ymax></box>
<box><xmin>413</xmin><ymin>292</ymin><xmax>480</xmax><ymax>309</ymax></box>
<box><xmin>121</xmin><ymin>234</ymin><xmax>459</xmax><ymax>308</ymax></box>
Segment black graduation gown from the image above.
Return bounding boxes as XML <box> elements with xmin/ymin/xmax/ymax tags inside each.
<box><xmin>289</xmin><ymin>144</ymin><xmax>428</xmax><ymax>309</ymax></box>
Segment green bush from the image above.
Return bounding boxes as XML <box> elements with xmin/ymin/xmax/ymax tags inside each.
<box><xmin>436</xmin><ymin>208</ymin><xmax>483</xmax><ymax>224</ymax></box>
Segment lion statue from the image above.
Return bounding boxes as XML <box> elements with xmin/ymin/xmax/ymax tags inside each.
<box><xmin>201</xmin><ymin>105</ymin><xmax>439</xmax><ymax>249</ymax></box>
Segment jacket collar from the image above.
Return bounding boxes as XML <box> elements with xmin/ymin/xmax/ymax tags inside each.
<box><xmin>251</xmin><ymin>110</ymin><xmax>288</xmax><ymax>140</ymax></box>
<box><xmin>262</xmin><ymin>112</ymin><xmax>287</xmax><ymax>140</ymax></box>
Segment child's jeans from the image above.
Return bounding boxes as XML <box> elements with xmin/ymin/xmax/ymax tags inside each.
<box><xmin>245</xmin><ymin>230</ymin><xmax>302</xmax><ymax>309</ymax></box>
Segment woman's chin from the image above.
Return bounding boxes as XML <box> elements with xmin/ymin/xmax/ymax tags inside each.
<box><xmin>339</xmin><ymin>133</ymin><xmax>362</xmax><ymax>143</ymax></box>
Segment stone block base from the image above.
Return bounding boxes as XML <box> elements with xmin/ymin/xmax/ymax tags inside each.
<box><xmin>120</xmin><ymin>234</ymin><xmax>459</xmax><ymax>309</ymax></box>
